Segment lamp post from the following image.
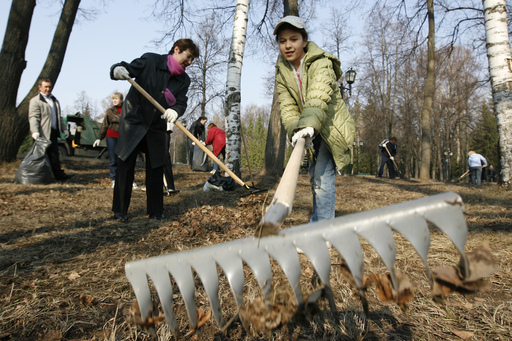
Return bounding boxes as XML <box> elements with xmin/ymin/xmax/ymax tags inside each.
<box><xmin>356</xmin><ymin>140</ymin><xmax>363</xmax><ymax>174</ymax></box>
<box><xmin>339</xmin><ymin>68</ymin><xmax>357</xmax><ymax>99</ymax></box>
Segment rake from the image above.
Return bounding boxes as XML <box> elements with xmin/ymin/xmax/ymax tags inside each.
<box><xmin>125</xmin><ymin>191</ymin><xmax>473</xmax><ymax>333</ymax></box>
<box><xmin>126</xmin><ymin>78</ymin><xmax>266</xmax><ymax>195</ymax></box>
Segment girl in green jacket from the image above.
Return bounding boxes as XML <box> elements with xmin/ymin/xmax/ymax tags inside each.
<box><xmin>274</xmin><ymin>16</ymin><xmax>355</xmax><ymax>223</ymax></box>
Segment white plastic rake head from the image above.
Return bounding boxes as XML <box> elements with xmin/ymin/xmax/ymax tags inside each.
<box><xmin>125</xmin><ymin>191</ymin><xmax>469</xmax><ymax>333</ymax></box>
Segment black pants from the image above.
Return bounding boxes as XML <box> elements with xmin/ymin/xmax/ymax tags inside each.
<box><xmin>48</xmin><ymin>129</ymin><xmax>65</xmax><ymax>178</ymax></box>
<box><xmin>112</xmin><ymin>136</ymin><xmax>164</xmax><ymax>216</ymax></box>
<box><xmin>377</xmin><ymin>155</ymin><xmax>396</xmax><ymax>179</ymax></box>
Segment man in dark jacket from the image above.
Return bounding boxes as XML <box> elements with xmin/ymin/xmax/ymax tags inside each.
<box><xmin>110</xmin><ymin>38</ymin><xmax>199</xmax><ymax>221</ymax></box>
<box><xmin>377</xmin><ymin>137</ymin><xmax>398</xmax><ymax>179</ymax></box>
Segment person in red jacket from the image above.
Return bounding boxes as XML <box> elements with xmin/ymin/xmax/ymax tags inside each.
<box><xmin>205</xmin><ymin>123</ymin><xmax>226</xmax><ymax>172</ymax></box>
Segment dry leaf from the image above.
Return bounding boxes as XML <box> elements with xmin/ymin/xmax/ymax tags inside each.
<box><xmin>196</xmin><ymin>309</ymin><xmax>212</xmax><ymax>329</ymax></box>
<box><xmin>432</xmin><ymin>263</ymin><xmax>492</xmax><ymax>299</ymax></box>
<box><xmin>369</xmin><ymin>273</ymin><xmax>394</xmax><ymax>302</ymax></box>
<box><xmin>451</xmin><ymin>329</ymin><xmax>474</xmax><ymax>339</ymax></box>
<box><xmin>67</xmin><ymin>272</ymin><xmax>80</xmax><ymax>280</ymax></box>
<box><xmin>368</xmin><ymin>270</ymin><xmax>414</xmax><ymax>309</ymax></box>
<box><xmin>37</xmin><ymin>330</ymin><xmax>62</xmax><ymax>341</ymax></box>
<box><xmin>80</xmin><ymin>294</ymin><xmax>97</xmax><ymax>306</ymax></box>
<box><xmin>459</xmin><ymin>241</ymin><xmax>497</xmax><ymax>282</ymax></box>
<box><xmin>126</xmin><ymin>300</ymin><xmax>165</xmax><ymax>330</ymax></box>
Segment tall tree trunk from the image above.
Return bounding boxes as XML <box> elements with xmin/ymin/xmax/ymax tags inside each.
<box><xmin>0</xmin><ymin>0</ymin><xmax>36</xmax><ymax>162</ymax></box>
<box><xmin>263</xmin><ymin>0</ymin><xmax>298</xmax><ymax>176</ymax></box>
<box><xmin>483</xmin><ymin>0</ymin><xmax>512</xmax><ymax>185</ymax></box>
<box><xmin>0</xmin><ymin>0</ymin><xmax>81</xmax><ymax>162</ymax></box>
<box><xmin>419</xmin><ymin>0</ymin><xmax>435</xmax><ymax>180</ymax></box>
<box><xmin>225</xmin><ymin>0</ymin><xmax>250</xmax><ymax>177</ymax></box>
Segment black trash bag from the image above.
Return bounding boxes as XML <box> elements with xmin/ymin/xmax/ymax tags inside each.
<box><xmin>191</xmin><ymin>144</ymin><xmax>209</xmax><ymax>172</ymax></box>
<box><xmin>206</xmin><ymin>171</ymin><xmax>236</xmax><ymax>191</ymax></box>
<box><xmin>15</xmin><ymin>137</ymin><xmax>53</xmax><ymax>184</ymax></box>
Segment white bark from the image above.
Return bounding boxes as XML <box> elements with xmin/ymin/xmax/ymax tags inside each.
<box><xmin>225</xmin><ymin>0</ymin><xmax>250</xmax><ymax>176</ymax></box>
<box><xmin>483</xmin><ymin>0</ymin><xmax>512</xmax><ymax>185</ymax></box>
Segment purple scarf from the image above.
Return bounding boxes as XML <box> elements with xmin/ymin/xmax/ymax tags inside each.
<box><xmin>165</xmin><ymin>54</ymin><xmax>185</xmax><ymax>107</ymax></box>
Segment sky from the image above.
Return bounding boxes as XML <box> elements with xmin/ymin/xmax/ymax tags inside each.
<box><xmin>0</xmin><ymin>0</ymin><xmax>276</xmax><ymax>118</ymax></box>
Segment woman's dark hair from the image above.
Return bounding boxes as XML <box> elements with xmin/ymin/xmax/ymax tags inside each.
<box><xmin>275</xmin><ymin>23</ymin><xmax>308</xmax><ymax>42</ymax></box>
<box><xmin>169</xmin><ymin>38</ymin><xmax>200</xmax><ymax>58</ymax></box>
<box><xmin>197</xmin><ymin>116</ymin><xmax>207</xmax><ymax>122</ymax></box>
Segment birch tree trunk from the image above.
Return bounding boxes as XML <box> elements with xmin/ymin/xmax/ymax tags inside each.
<box><xmin>419</xmin><ymin>0</ymin><xmax>435</xmax><ymax>180</ymax></box>
<box><xmin>483</xmin><ymin>0</ymin><xmax>512</xmax><ymax>185</ymax></box>
<box><xmin>225</xmin><ymin>0</ymin><xmax>250</xmax><ymax>177</ymax></box>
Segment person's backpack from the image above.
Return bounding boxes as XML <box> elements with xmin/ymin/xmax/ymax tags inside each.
<box><xmin>15</xmin><ymin>137</ymin><xmax>53</xmax><ymax>184</ymax></box>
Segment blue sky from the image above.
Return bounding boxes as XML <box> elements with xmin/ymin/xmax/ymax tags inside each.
<box><xmin>0</xmin><ymin>1</ymin><xmax>273</xmax><ymax>118</ymax></box>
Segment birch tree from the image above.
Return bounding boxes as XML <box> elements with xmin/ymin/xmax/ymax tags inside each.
<box><xmin>482</xmin><ymin>0</ymin><xmax>512</xmax><ymax>185</ymax></box>
<box><xmin>225</xmin><ymin>0</ymin><xmax>250</xmax><ymax>177</ymax></box>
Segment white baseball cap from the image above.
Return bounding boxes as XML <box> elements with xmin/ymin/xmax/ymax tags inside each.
<box><xmin>273</xmin><ymin>16</ymin><xmax>306</xmax><ymax>35</ymax></box>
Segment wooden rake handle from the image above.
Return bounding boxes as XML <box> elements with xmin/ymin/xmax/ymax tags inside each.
<box><xmin>260</xmin><ymin>137</ymin><xmax>306</xmax><ymax>226</ymax></box>
<box><xmin>126</xmin><ymin>78</ymin><xmax>247</xmax><ymax>188</ymax></box>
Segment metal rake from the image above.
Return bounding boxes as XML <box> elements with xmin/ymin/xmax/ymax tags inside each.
<box><xmin>125</xmin><ymin>191</ymin><xmax>469</xmax><ymax>333</ymax></box>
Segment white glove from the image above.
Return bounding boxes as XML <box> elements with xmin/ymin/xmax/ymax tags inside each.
<box><xmin>166</xmin><ymin>122</ymin><xmax>174</xmax><ymax>133</ymax></box>
<box><xmin>192</xmin><ymin>142</ymin><xmax>196</xmax><ymax>146</ymax></box>
<box><xmin>390</xmin><ymin>156</ymin><xmax>394</xmax><ymax>161</ymax></box>
<box><xmin>113</xmin><ymin>66</ymin><xmax>130</xmax><ymax>80</ymax></box>
<box><xmin>291</xmin><ymin>127</ymin><xmax>315</xmax><ymax>146</ymax></box>
<box><xmin>161</xmin><ymin>108</ymin><xmax>178</xmax><ymax>124</ymax></box>
<box><xmin>32</xmin><ymin>132</ymin><xmax>40</xmax><ymax>140</ymax></box>
<box><xmin>64</xmin><ymin>130</ymin><xmax>69</xmax><ymax>138</ymax></box>
<box><xmin>93</xmin><ymin>139</ymin><xmax>101</xmax><ymax>147</ymax></box>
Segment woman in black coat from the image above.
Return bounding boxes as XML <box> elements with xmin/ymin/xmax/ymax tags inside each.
<box><xmin>110</xmin><ymin>39</ymin><xmax>199</xmax><ymax>221</ymax></box>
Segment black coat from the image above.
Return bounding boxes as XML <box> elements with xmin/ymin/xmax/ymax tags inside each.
<box><xmin>110</xmin><ymin>53</ymin><xmax>190</xmax><ymax>168</ymax></box>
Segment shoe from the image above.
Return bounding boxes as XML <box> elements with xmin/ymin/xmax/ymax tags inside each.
<box><xmin>164</xmin><ymin>189</ymin><xmax>180</xmax><ymax>196</ymax></box>
<box><xmin>56</xmin><ymin>173</ymin><xmax>75</xmax><ymax>181</ymax></box>
<box><xmin>111</xmin><ymin>180</ymin><xmax>115</xmax><ymax>188</ymax></box>
<box><xmin>113</xmin><ymin>212</ymin><xmax>128</xmax><ymax>222</ymax></box>
<box><xmin>132</xmin><ymin>182</ymin><xmax>138</xmax><ymax>189</ymax></box>
<box><xmin>326</xmin><ymin>241</ymin><xmax>333</xmax><ymax>249</ymax></box>
<box><xmin>148</xmin><ymin>214</ymin><xmax>164</xmax><ymax>220</ymax></box>
<box><xmin>210</xmin><ymin>170</ymin><xmax>216</xmax><ymax>174</ymax></box>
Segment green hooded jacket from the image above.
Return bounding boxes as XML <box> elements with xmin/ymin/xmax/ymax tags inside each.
<box><xmin>276</xmin><ymin>41</ymin><xmax>355</xmax><ymax>170</ymax></box>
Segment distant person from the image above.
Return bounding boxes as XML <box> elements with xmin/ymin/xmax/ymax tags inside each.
<box><xmin>488</xmin><ymin>164</ymin><xmax>497</xmax><ymax>182</ymax></box>
<box><xmin>467</xmin><ymin>151</ymin><xmax>487</xmax><ymax>186</ymax></box>
<box><xmin>273</xmin><ymin>16</ymin><xmax>355</xmax><ymax>224</ymax></box>
<box><xmin>110</xmin><ymin>38</ymin><xmax>199</xmax><ymax>221</ymax></box>
<box><xmin>28</xmin><ymin>78</ymin><xmax>74</xmax><ymax>181</ymax></box>
<box><xmin>377</xmin><ymin>137</ymin><xmax>398</xmax><ymax>179</ymax></box>
<box><xmin>93</xmin><ymin>92</ymin><xmax>137</xmax><ymax>189</ymax></box>
<box><xmin>188</xmin><ymin>116</ymin><xmax>207</xmax><ymax>165</ymax></box>
<box><xmin>163</xmin><ymin>122</ymin><xmax>179</xmax><ymax>195</ymax></box>
<box><xmin>204</xmin><ymin>123</ymin><xmax>226</xmax><ymax>173</ymax></box>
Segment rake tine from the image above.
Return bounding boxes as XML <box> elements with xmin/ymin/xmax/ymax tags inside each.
<box><xmin>188</xmin><ymin>257</ymin><xmax>224</xmax><ymax>327</ymax></box>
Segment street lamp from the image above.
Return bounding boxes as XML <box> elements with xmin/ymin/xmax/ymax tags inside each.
<box><xmin>340</xmin><ymin>68</ymin><xmax>357</xmax><ymax>99</ymax></box>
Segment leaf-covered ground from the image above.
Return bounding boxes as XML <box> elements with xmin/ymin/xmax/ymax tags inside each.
<box><xmin>0</xmin><ymin>159</ymin><xmax>510</xmax><ymax>340</ymax></box>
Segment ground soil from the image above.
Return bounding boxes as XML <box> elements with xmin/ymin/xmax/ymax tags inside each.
<box><xmin>0</xmin><ymin>158</ymin><xmax>510</xmax><ymax>340</ymax></box>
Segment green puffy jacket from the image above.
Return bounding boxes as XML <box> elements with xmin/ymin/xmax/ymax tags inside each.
<box><xmin>276</xmin><ymin>41</ymin><xmax>355</xmax><ymax>170</ymax></box>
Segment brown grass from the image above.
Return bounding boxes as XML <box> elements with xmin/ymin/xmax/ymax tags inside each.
<box><xmin>0</xmin><ymin>159</ymin><xmax>511</xmax><ymax>340</ymax></box>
